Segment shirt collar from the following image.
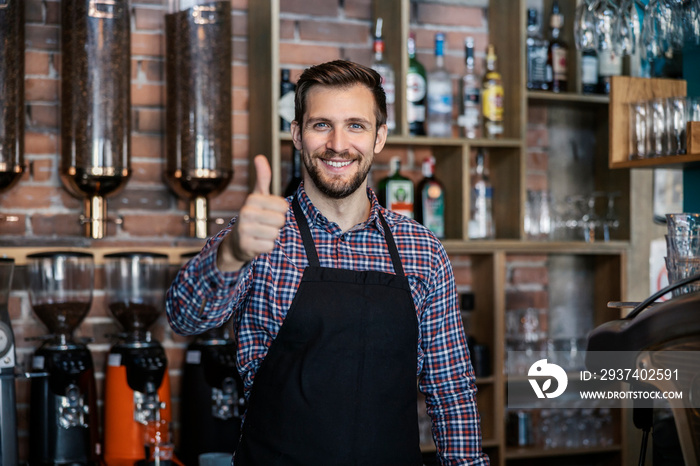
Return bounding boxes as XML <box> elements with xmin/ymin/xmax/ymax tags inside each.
<box><xmin>294</xmin><ymin>182</ymin><xmax>387</xmax><ymax>234</ymax></box>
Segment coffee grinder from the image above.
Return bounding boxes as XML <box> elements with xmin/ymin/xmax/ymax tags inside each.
<box><xmin>26</xmin><ymin>251</ymin><xmax>100</xmax><ymax>465</ymax></box>
<box><xmin>178</xmin><ymin>313</ymin><xmax>245</xmax><ymax>464</ymax></box>
<box><xmin>0</xmin><ymin>258</ymin><xmax>18</xmax><ymax>466</ymax></box>
<box><xmin>102</xmin><ymin>252</ymin><xmax>179</xmax><ymax>466</ymax></box>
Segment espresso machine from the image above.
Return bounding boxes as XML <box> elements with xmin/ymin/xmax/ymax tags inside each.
<box><xmin>0</xmin><ymin>258</ymin><xmax>18</xmax><ymax>466</ymax></box>
<box><xmin>102</xmin><ymin>252</ymin><xmax>180</xmax><ymax>466</ymax></box>
<box><xmin>26</xmin><ymin>251</ymin><xmax>100</xmax><ymax>465</ymax></box>
<box><xmin>178</xmin><ymin>317</ymin><xmax>245</xmax><ymax>465</ymax></box>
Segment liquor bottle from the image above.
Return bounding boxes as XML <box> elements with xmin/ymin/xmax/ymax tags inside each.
<box><xmin>407</xmin><ymin>33</ymin><xmax>427</xmax><ymax>136</ymax></box>
<box><xmin>415</xmin><ymin>156</ymin><xmax>445</xmax><ymax>238</ymax></box>
<box><xmin>371</xmin><ymin>18</ymin><xmax>396</xmax><ymax>134</ymax></box>
<box><xmin>481</xmin><ymin>44</ymin><xmax>504</xmax><ymax>139</ymax></box>
<box><xmin>427</xmin><ymin>33</ymin><xmax>453</xmax><ymax>138</ymax></box>
<box><xmin>546</xmin><ymin>0</ymin><xmax>568</xmax><ymax>93</ymax></box>
<box><xmin>284</xmin><ymin>148</ymin><xmax>303</xmax><ymax>197</ymax></box>
<box><xmin>469</xmin><ymin>149</ymin><xmax>494</xmax><ymax>239</ymax></box>
<box><xmin>526</xmin><ymin>8</ymin><xmax>549</xmax><ymax>91</ymax></box>
<box><xmin>581</xmin><ymin>48</ymin><xmax>599</xmax><ymax>94</ymax></box>
<box><xmin>597</xmin><ymin>48</ymin><xmax>622</xmax><ymax>95</ymax></box>
<box><xmin>378</xmin><ymin>156</ymin><xmax>414</xmax><ymax>218</ymax></box>
<box><xmin>279</xmin><ymin>69</ymin><xmax>295</xmax><ymax>131</ymax></box>
<box><xmin>460</xmin><ymin>37</ymin><xmax>481</xmax><ymax>139</ymax></box>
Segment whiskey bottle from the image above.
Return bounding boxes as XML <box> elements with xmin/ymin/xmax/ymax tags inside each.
<box><xmin>481</xmin><ymin>44</ymin><xmax>504</xmax><ymax>139</ymax></box>
<box><xmin>427</xmin><ymin>33</ymin><xmax>453</xmax><ymax>138</ymax></box>
<box><xmin>546</xmin><ymin>0</ymin><xmax>568</xmax><ymax>93</ymax></box>
<box><xmin>371</xmin><ymin>18</ymin><xmax>396</xmax><ymax>134</ymax></box>
<box><xmin>378</xmin><ymin>156</ymin><xmax>414</xmax><ymax>219</ymax></box>
<box><xmin>597</xmin><ymin>48</ymin><xmax>622</xmax><ymax>95</ymax></box>
<box><xmin>526</xmin><ymin>8</ymin><xmax>549</xmax><ymax>91</ymax></box>
<box><xmin>407</xmin><ymin>33</ymin><xmax>427</xmax><ymax>136</ymax></box>
<box><xmin>581</xmin><ymin>48</ymin><xmax>599</xmax><ymax>94</ymax></box>
<box><xmin>459</xmin><ymin>37</ymin><xmax>481</xmax><ymax>139</ymax></box>
<box><xmin>415</xmin><ymin>156</ymin><xmax>445</xmax><ymax>238</ymax></box>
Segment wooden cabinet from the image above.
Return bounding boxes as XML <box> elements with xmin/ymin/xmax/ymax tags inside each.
<box><xmin>247</xmin><ymin>0</ymin><xmax>630</xmax><ymax>464</ymax></box>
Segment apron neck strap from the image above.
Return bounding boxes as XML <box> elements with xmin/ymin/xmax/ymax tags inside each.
<box><xmin>292</xmin><ymin>195</ymin><xmax>321</xmax><ymax>267</ymax></box>
<box><xmin>292</xmin><ymin>195</ymin><xmax>405</xmax><ymax>277</ymax></box>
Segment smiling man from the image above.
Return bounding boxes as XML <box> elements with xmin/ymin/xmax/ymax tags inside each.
<box><xmin>166</xmin><ymin>60</ymin><xmax>489</xmax><ymax>466</ymax></box>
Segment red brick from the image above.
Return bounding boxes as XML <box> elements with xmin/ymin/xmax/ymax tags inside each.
<box><xmin>132</xmin><ymin>32</ymin><xmax>164</xmax><ymax>57</ymax></box>
<box><xmin>25</xmin><ymin>77</ymin><xmax>59</xmax><ymax>102</ymax></box>
<box><xmin>121</xmin><ymin>214</ymin><xmax>189</xmax><ymax>236</ymax></box>
<box><xmin>25</xmin><ymin>51</ymin><xmax>51</xmax><ymax>76</ymax></box>
<box><xmin>281</xmin><ymin>0</ymin><xmax>339</xmax><ymax>16</ymax></box>
<box><xmin>280</xmin><ymin>19</ymin><xmax>296</xmax><ymax>40</ymax></box>
<box><xmin>416</xmin><ymin>4</ymin><xmax>484</xmax><ymax>28</ymax></box>
<box><xmin>29</xmin><ymin>158</ymin><xmax>53</xmax><ymax>182</ymax></box>
<box><xmin>45</xmin><ymin>1</ymin><xmax>60</xmax><ymax>25</ymax></box>
<box><xmin>27</xmin><ymin>104</ymin><xmax>59</xmax><ymax>130</ymax></box>
<box><xmin>233</xmin><ymin>12</ymin><xmax>248</xmax><ymax>37</ymax></box>
<box><xmin>132</xmin><ymin>83</ymin><xmax>164</xmax><ymax>107</ymax></box>
<box><xmin>24</xmin><ymin>131</ymin><xmax>58</xmax><ymax>154</ymax></box>
<box><xmin>233</xmin><ymin>113</ymin><xmax>249</xmax><ymax>136</ymax></box>
<box><xmin>345</xmin><ymin>0</ymin><xmax>372</xmax><ymax>20</ymax></box>
<box><xmin>31</xmin><ymin>213</ymin><xmax>103</xmax><ymax>236</ymax></box>
<box><xmin>526</xmin><ymin>126</ymin><xmax>549</xmax><ymax>148</ymax></box>
<box><xmin>134</xmin><ymin>7</ymin><xmax>164</xmax><ymax>31</ymax></box>
<box><xmin>25</xmin><ymin>25</ymin><xmax>60</xmax><ymax>51</ymax></box>
<box><xmin>232</xmin><ymin>0</ymin><xmax>248</xmax><ymax>9</ymax></box>
<box><xmin>526</xmin><ymin>172</ymin><xmax>548</xmax><ymax>191</ymax></box>
<box><xmin>131</xmin><ymin>134</ymin><xmax>163</xmax><ymax>160</ymax></box>
<box><xmin>233</xmin><ymin>37</ymin><xmax>248</xmax><ymax>61</ymax></box>
<box><xmin>209</xmin><ymin>188</ymin><xmax>247</xmax><ymax>212</ymax></box>
<box><xmin>114</xmin><ymin>188</ymin><xmax>171</xmax><ymax>211</ymax></box>
<box><xmin>232</xmin><ymin>64</ymin><xmax>248</xmax><ymax>88</ymax></box>
<box><xmin>279</xmin><ymin>42</ymin><xmax>341</xmax><ymax>65</ymax></box>
<box><xmin>343</xmin><ymin>48</ymin><xmax>372</xmax><ymax>68</ymax></box>
<box><xmin>232</xmin><ymin>88</ymin><xmax>248</xmax><ymax>111</ymax></box>
<box><xmin>299</xmin><ymin>20</ymin><xmax>368</xmax><ymax>44</ymax></box>
<box><xmin>511</xmin><ymin>266</ymin><xmax>548</xmax><ymax>285</ymax></box>
<box><xmin>526</xmin><ymin>150</ymin><xmax>548</xmax><ymax>171</ymax></box>
<box><xmin>232</xmin><ymin>138</ymin><xmax>249</xmax><ymax>160</ymax></box>
<box><xmin>505</xmin><ymin>290</ymin><xmax>549</xmax><ymax>310</ymax></box>
<box><xmin>25</xmin><ymin>0</ymin><xmax>44</xmax><ymax>23</ymax></box>
<box><xmin>0</xmin><ymin>216</ymin><xmax>25</xmax><ymax>235</ymax></box>
<box><xmin>134</xmin><ymin>108</ymin><xmax>164</xmax><ymax>133</ymax></box>
<box><xmin>134</xmin><ymin>58</ymin><xmax>164</xmax><ymax>82</ymax></box>
<box><xmin>0</xmin><ymin>186</ymin><xmax>57</xmax><ymax>210</ymax></box>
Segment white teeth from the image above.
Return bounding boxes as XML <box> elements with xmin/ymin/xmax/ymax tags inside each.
<box><xmin>325</xmin><ymin>160</ymin><xmax>352</xmax><ymax>168</ymax></box>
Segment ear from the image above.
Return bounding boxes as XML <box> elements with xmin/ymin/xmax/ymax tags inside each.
<box><xmin>374</xmin><ymin>123</ymin><xmax>388</xmax><ymax>153</ymax></box>
<box><xmin>291</xmin><ymin>120</ymin><xmax>303</xmax><ymax>151</ymax></box>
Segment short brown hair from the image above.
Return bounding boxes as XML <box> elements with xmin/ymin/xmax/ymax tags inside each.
<box><xmin>294</xmin><ymin>60</ymin><xmax>387</xmax><ymax>129</ymax></box>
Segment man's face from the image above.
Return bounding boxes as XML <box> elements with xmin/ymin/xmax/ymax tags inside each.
<box><xmin>291</xmin><ymin>84</ymin><xmax>387</xmax><ymax>199</ymax></box>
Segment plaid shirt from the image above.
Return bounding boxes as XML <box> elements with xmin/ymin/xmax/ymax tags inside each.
<box><xmin>166</xmin><ymin>183</ymin><xmax>489</xmax><ymax>466</ymax></box>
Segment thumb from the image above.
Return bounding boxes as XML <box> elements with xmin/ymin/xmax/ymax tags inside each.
<box><xmin>253</xmin><ymin>155</ymin><xmax>272</xmax><ymax>195</ymax></box>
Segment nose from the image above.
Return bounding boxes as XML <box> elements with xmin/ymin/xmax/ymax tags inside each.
<box><xmin>326</xmin><ymin>128</ymin><xmax>349</xmax><ymax>154</ymax></box>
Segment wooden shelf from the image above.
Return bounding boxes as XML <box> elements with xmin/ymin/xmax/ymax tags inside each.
<box><xmin>442</xmin><ymin>240</ymin><xmax>629</xmax><ymax>255</ymax></box>
<box><xmin>0</xmin><ymin>246</ymin><xmax>202</xmax><ymax>265</ymax></box>
<box><xmin>505</xmin><ymin>445</ymin><xmax>621</xmax><ymax>459</ymax></box>
<box><xmin>528</xmin><ymin>90</ymin><xmax>609</xmax><ymax>105</ymax></box>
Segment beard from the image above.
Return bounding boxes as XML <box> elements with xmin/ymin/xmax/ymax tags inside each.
<box><xmin>303</xmin><ymin>150</ymin><xmax>371</xmax><ymax>199</ymax></box>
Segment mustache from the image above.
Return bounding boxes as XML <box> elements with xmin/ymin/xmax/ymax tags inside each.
<box><xmin>314</xmin><ymin>150</ymin><xmax>353</xmax><ymax>160</ymax></box>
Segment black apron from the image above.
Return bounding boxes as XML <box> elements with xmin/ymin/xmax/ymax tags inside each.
<box><xmin>234</xmin><ymin>196</ymin><xmax>422</xmax><ymax>466</ymax></box>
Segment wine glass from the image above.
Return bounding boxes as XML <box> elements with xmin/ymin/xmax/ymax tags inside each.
<box><xmin>574</xmin><ymin>0</ymin><xmax>600</xmax><ymax>50</ymax></box>
<box><xmin>601</xmin><ymin>191</ymin><xmax>620</xmax><ymax>242</ymax></box>
<box><xmin>595</xmin><ymin>0</ymin><xmax>619</xmax><ymax>52</ymax></box>
<box><xmin>614</xmin><ymin>0</ymin><xmax>639</xmax><ymax>56</ymax></box>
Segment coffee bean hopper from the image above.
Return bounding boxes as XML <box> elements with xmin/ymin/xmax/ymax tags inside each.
<box><xmin>25</xmin><ymin>251</ymin><xmax>100</xmax><ymax>465</ymax></box>
<box><xmin>102</xmin><ymin>252</ymin><xmax>182</xmax><ymax>466</ymax></box>
<box><xmin>178</xmin><ymin>253</ymin><xmax>245</xmax><ymax>465</ymax></box>
<box><xmin>0</xmin><ymin>258</ymin><xmax>18</xmax><ymax>466</ymax></box>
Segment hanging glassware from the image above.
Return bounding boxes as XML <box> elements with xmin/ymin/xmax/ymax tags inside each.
<box><xmin>574</xmin><ymin>0</ymin><xmax>600</xmax><ymax>50</ymax></box>
<box><xmin>59</xmin><ymin>0</ymin><xmax>131</xmax><ymax>239</ymax></box>
<box><xmin>164</xmin><ymin>0</ymin><xmax>233</xmax><ymax>239</ymax></box>
<box><xmin>0</xmin><ymin>0</ymin><xmax>25</xmax><ymax>199</ymax></box>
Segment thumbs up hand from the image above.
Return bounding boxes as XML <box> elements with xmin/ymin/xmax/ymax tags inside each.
<box><xmin>218</xmin><ymin>155</ymin><xmax>289</xmax><ymax>271</ymax></box>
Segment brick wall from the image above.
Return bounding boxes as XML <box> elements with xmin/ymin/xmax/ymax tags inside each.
<box><xmin>2</xmin><ymin>0</ymin><xmax>548</xmax><ymax>462</ymax></box>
